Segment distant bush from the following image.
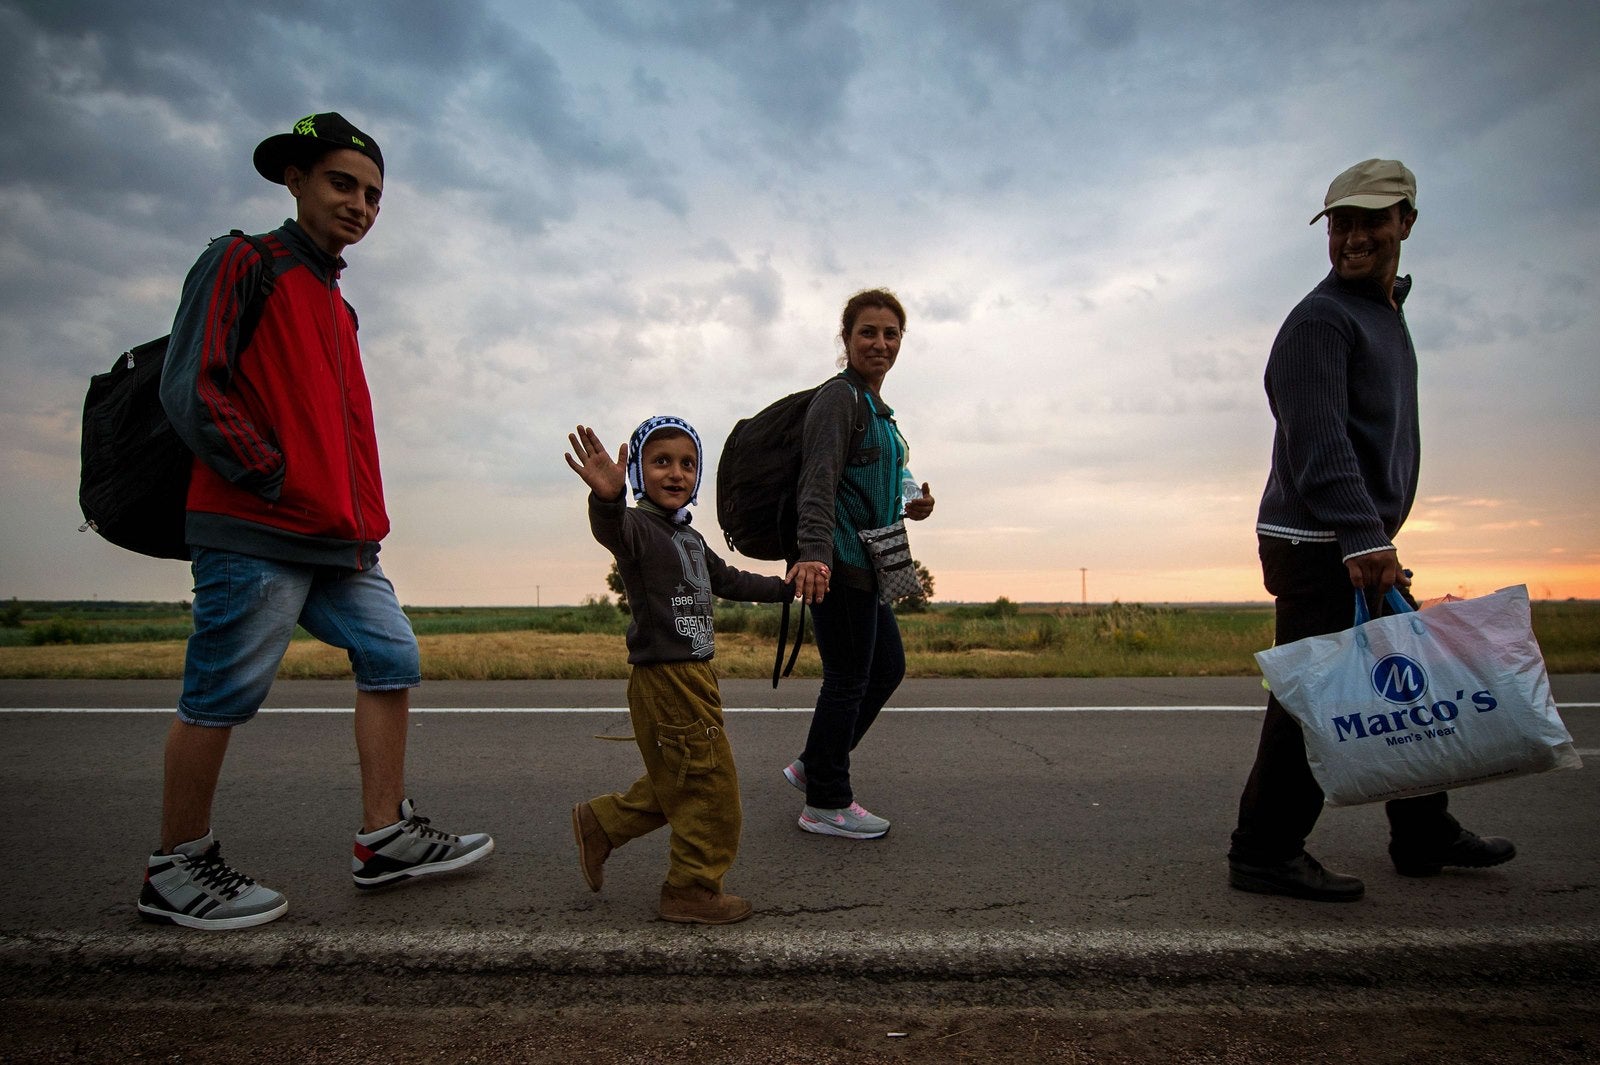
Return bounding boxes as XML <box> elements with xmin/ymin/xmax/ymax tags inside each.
<box><xmin>605</xmin><ymin>562</ymin><xmax>630</xmax><ymax>614</ymax></box>
<box><xmin>579</xmin><ymin>596</ymin><xmax>618</xmax><ymax>622</ymax></box>
<box><xmin>404</xmin><ymin>604</ymin><xmax>626</xmax><ymax>638</ymax></box>
<box><xmin>704</xmin><ymin>604</ymin><xmax>788</xmax><ymax>639</ymax></box>
<box><xmin>896</xmin><ymin>562</ymin><xmax>936</xmax><ymax>613</ymax></box>
<box><xmin>716</xmin><ymin>605</ymin><xmax>753</xmax><ymax>634</ymax></box>
<box><xmin>1029</xmin><ymin>615</ymin><xmax>1064</xmax><ymax>649</ymax></box>
<box><xmin>949</xmin><ymin>596</ymin><xmax>1020</xmax><ymax>620</ymax></box>
<box><xmin>535</xmin><ymin>599</ymin><xmax>628</xmax><ymax>635</ymax></box>
<box><xmin>29</xmin><ymin>617</ymin><xmax>91</xmax><ymax>645</ymax></box>
<box><xmin>1094</xmin><ymin>601</ymin><xmax>1176</xmax><ymax>651</ymax></box>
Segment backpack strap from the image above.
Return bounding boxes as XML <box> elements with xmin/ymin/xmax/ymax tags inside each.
<box><xmin>772</xmin><ymin>598</ymin><xmax>808</xmax><ymax>688</ymax></box>
<box><xmin>835</xmin><ymin>374</ymin><xmax>871</xmax><ymax>458</ymax></box>
<box><xmin>850</xmin><ymin>382</ymin><xmax>870</xmax><ymax>451</ymax></box>
<box><xmin>223</xmin><ymin>229</ymin><xmax>281</xmax><ymax>354</ymax></box>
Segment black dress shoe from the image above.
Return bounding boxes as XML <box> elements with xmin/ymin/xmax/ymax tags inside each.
<box><xmin>1390</xmin><ymin>829</ymin><xmax>1516</xmax><ymax>877</ymax></box>
<box><xmin>1229</xmin><ymin>852</ymin><xmax>1365</xmax><ymax>902</ymax></box>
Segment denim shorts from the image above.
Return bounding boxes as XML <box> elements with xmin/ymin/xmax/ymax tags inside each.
<box><xmin>178</xmin><ymin>548</ymin><xmax>421</xmax><ymax>727</ymax></box>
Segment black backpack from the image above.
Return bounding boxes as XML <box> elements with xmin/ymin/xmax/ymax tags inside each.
<box><xmin>78</xmin><ymin>231</ymin><xmax>277</xmax><ymax>560</ymax></box>
<box><xmin>716</xmin><ymin>376</ymin><xmax>868</xmax><ymax>686</ymax></box>
<box><xmin>716</xmin><ymin>376</ymin><xmax>868</xmax><ymax>561</ymax></box>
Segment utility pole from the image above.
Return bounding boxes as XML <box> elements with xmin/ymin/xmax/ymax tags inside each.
<box><xmin>1080</xmin><ymin>568</ymin><xmax>1087</xmax><ymax>606</ymax></box>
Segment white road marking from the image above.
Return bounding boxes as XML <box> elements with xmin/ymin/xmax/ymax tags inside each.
<box><xmin>0</xmin><ymin>705</ymin><xmax>1261</xmax><ymax>714</ymax></box>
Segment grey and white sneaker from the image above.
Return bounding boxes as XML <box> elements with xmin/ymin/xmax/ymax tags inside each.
<box><xmin>798</xmin><ymin>802</ymin><xmax>890</xmax><ymax>839</ymax></box>
<box><xmin>138</xmin><ymin>834</ymin><xmax>288</xmax><ymax>930</ymax></box>
<box><xmin>352</xmin><ymin>798</ymin><xmax>494</xmax><ymax>889</ymax></box>
<box><xmin>782</xmin><ymin>758</ymin><xmax>806</xmax><ymax>792</ymax></box>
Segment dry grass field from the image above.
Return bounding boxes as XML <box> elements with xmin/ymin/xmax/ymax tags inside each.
<box><xmin>2</xmin><ymin>598</ymin><xmax>1594</xmax><ymax>680</ymax></box>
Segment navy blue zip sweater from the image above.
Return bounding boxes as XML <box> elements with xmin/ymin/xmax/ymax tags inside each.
<box><xmin>1256</xmin><ymin>269</ymin><xmax>1419</xmax><ymax>560</ymax></box>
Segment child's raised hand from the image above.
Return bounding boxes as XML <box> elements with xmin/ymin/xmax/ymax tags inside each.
<box><xmin>565</xmin><ymin>425</ymin><xmax>628</xmax><ymax>501</ymax></box>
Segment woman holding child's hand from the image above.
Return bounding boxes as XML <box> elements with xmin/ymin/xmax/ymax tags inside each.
<box><xmin>782</xmin><ymin>288</ymin><xmax>934</xmax><ymax>842</ymax></box>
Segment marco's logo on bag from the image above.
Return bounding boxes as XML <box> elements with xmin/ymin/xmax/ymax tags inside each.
<box><xmin>1371</xmin><ymin>654</ymin><xmax>1428</xmax><ymax>704</ymax></box>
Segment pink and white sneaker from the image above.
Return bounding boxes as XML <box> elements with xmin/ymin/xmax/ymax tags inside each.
<box><xmin>798</xmin><ymin>801</ymin><xmax>890</xmax><ymax>839</ymax></box>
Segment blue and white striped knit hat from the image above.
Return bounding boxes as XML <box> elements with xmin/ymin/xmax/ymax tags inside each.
<box><xmin>626</xmin><ymin>415</ymin><xmax>703</xmax><ymax>509</ymax></box>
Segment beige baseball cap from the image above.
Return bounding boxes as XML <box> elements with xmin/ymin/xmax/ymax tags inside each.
<box><xmin>1309</xmin><ymin>158</ymin><xmax>1416</xmax><ymax>224</ymax></box>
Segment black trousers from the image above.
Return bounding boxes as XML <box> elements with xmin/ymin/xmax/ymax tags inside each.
<box><xmin>1228</xmin><ymin>536</ymin><xmax>1460</xmax><ymax>865</ymax></box>
<box><xmin>800</xmin><ymin>583</ymin><xmax>905</xmax><ymax>809</ymax></box>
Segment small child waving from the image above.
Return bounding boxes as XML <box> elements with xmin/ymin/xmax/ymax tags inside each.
<box><xmin>565</xmin><ymin>416</ymin><xmax>799</xmax><ymax>924</ymax></box>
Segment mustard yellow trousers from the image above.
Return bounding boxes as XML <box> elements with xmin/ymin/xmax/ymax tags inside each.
<box><xmin>587</xmin><ymin>661</ymin><xmax>741</xmax><ymax>891</ymax></box>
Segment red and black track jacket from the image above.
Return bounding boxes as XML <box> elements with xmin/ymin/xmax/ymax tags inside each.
<box><xmin>159</xmin><ymin>220</ymin><xmax>389</xmax><ymax>569</ymax></box>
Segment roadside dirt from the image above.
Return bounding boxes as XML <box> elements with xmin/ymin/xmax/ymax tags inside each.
<box><xmin>6</xmin><ymin>982</ymin><xmax>1597</xmax><ymax>1063</ymax></box>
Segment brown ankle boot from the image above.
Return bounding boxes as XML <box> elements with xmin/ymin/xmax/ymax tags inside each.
<box><xmin>659</xmin><ymin>882</ymin><xmax>753</xmax><ymax>925</ymax></box>
<box><xmin>571</xmin><ymin>802</ymin><xmax>612</xmax><ymax>892</ymax></box>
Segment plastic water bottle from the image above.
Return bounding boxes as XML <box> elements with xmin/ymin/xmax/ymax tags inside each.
<box><xmin>901</xmin><ymin>469</ymin><xmax>921</xmax><ymax>509</ymax></box>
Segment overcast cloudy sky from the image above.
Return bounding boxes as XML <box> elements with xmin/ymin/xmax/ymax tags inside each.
<box><xmin>3</xmin><ymin>0</ymin><xmax>1596</xmax><ymax>607</ymax></box>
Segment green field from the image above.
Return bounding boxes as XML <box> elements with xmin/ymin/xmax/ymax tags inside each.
<box><xmin>2</xmin><ymin>597</ymin><xmax>1595</xmax><ymax>680</ymax></box>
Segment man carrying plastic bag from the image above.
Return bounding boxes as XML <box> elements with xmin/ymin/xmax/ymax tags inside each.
<box><xmin>1256</xmin><ymin>584</ymin><xmax>1579</xmax><ymax>808</ymax></box>
<box><xmin>1227</xmin><ymin>158</ymin><xmax>1517</xmax><ymax>902</ymax></box>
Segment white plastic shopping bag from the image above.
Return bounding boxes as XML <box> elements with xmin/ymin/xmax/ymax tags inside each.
<box><xmin>1255</xmin><ymin>584</ymin><xmax>1581</xmax><ymax>806</ymax></box>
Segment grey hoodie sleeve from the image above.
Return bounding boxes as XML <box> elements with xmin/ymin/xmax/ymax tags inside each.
<box><xmin>705</xmin><ymin>544</ymin><xmax>792</xmax><ymax>603</ymax></box>
<box><xmin>793</xmin><ymin>377</ymin><xmax>857</xmax><ymax>565</ymax></box>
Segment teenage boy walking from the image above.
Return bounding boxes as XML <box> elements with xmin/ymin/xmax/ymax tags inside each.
<box><xmin>141</xmin><ymin>113</ymin><xmax>492</xmax><ymax>930</ymax></box>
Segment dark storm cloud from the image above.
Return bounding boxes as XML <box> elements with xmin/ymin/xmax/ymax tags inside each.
<box><xmin>0</xmin><ymin>0</ymin><xmax>683</xmax><ymax>213</ymax></box>
<box><xmin>579</xmin><ymin>0</ymin><xmax>864</xmax><ymax>143</ymax></box>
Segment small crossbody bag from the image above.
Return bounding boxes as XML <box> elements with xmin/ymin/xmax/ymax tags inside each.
<box><xmin>857</xmin><ymin>521</ymin><xmax>920</xmax><ymax>604</ymax></box>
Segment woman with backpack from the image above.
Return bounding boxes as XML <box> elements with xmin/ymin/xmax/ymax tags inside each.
<box><xmin>783</xmin><ymin>288</ymin><xmax>936</xmax><ymax>840</ymax></box>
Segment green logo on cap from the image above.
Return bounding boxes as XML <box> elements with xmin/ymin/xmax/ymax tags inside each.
<box><xmin>294</xmin><ymin>115</ymin><xmax>318</xmax><ymax>137</ymax></box>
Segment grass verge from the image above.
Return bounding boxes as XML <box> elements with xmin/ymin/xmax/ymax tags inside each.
<box><xmin>0</xmin><ymin>599</ymin><xmax>1593</xmax><ymax>680</ymax></box>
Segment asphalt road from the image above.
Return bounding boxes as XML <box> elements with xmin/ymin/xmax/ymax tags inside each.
<box><xmin>3</xmin><ymin>676</ymin><xmax>1598</xmax><ymax>1061</ymax></box>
